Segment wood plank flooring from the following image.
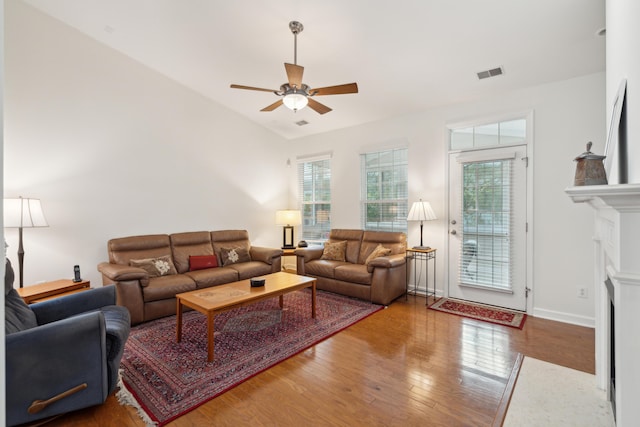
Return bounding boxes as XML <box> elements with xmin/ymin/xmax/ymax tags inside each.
<box><xmin>37</xmin><ymin>295</ymin><xmax>595</xmax><ymax>426</ymax></box>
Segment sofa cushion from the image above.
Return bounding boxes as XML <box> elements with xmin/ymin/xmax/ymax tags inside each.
<box><xmin>189</xmin><ymin>255</ymin><xmax>219</xmax><ymax>271</ymax></box>
<box><xmin>359</xmin><ymin>230</ymin><xmax>407</xmax><ymax>264</ymax></box>
<box><xmin>211</xmin><ymin>230</ymin><xmax>251</xmax><ymax>261</ymax></box>
<box><xmin>328</xmin><ymin>229</ymin><xmax>364</xmax><ymax>264</ymax></box>
<box><xmin>130</xmin><ymin>255</ymin><xmax>178</xmax><ymax>277</ymax></box>
<box><xmin>320</xmin><ymin>241</ymin><xmax>347</xmax><ymax>261</ymax></box>
<box><xmin>365</xmin><ymin>244</ymin><xmax>392</xmax><ymax>265</ymax></box>
<box><xmin>305</xmin><ymin>259</ymin><xmax>349</xmax><ymax>279</ymax></box>
<box><xmin>185</xmin><ymin>267</ymin><xmax>239</xmax><ymax>289</ymax></box>
<box><xmin>108</xmin><ymin>234</ymin><xmax>172</xmax><ymax>266</ymax></box>
<box><xmin>334</xmin><ymin>264</ymin><xmax>373</xmax><ymax>285</ymax></box>
<box><xmin>220</xmin><ymin>247</ymin><xmax>251</xmax><ymax>266</ymax></box>
<box><xmin>170</xmin><ymin>231</ymin><xmax>215</xmax><ymax>273</ymax></box>
<box><xmin>227</xmin><ymin>261</ymin><xmax>273</xmax><ymax>280</ymax></box>
<box><xmin>5</xmin><ymin>259</ymin><xmax>38</xmax><ymax>334</ymax></box>
<box><xmin>142</xmin><ymin>274</ymin><xmax>196</xmax><ymax>302</ymax></box>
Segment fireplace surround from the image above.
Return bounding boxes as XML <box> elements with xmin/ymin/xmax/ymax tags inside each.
<box><xmin>566</xmin><ymin>183</ymin><xmax>640</xmax><ymax>426</ymax></box>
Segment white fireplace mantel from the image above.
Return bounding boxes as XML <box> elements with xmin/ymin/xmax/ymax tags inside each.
<box><xmin>566</xmin><ymin>183</ymin><xmax>640</xmax><ymax>427</ymax></box>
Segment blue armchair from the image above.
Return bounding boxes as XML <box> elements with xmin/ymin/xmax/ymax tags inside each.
<box><xmin>4</xmin><ymin>259</ymin><xmax>131</xmax><ymax>427</ymax></box>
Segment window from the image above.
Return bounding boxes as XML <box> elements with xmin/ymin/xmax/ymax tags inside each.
<box><xmin>450</xmin><ymin>118</ymin><xmax>526</xmax><ymax>150</ymax></box>
<box><xmin>360</xmin><ymin>148</ymin><xmax>408</xmax><ymax>232</ymax></box>
<box><xmin>298</xmin><ymin>155</ymin><xmax>331</xmax><ymax>242</ymax></box>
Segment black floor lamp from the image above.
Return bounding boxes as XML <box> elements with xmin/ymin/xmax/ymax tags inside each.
<box><xmin>4</xmin><ymin>197</ymin><xmax>49</xmax><ymax>288</ymax></box>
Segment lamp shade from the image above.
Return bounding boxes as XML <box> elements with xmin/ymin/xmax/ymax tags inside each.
<box><xmin>275</xmin><ymin>210</ymin><xmax>302</xmax><ymax>226</ymax></box>
<box><xmin>4</xmin><ymin>197</ymin><xmax>49</xmax><ymax>228</ymax></box>
<box><xmin>282</xmin><ymin>93</ymin><xmax>308</xmax><ymax>111</ymax></box>
<box><xmin>407</xmin><ymin>200</ymin><xmax>437</xmax><ymax>222</ymax></box>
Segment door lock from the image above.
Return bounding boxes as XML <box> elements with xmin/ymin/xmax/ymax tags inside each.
<box><xmin>451</xmin><ymin>220</ymin><xmax>457</xmax><ymax>225</ymax></box>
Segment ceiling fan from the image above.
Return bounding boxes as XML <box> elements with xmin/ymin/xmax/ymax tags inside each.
<box><xmin>230</xmin><ymin>21</ymin><xmax>358</xmax><ymax>114</ymax></box>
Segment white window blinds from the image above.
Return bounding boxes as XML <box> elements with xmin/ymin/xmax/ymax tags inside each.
<box><xmin>360</xmin><ymin>148</ymin><xmax>408</xmax><ymax>232</ymax></box>
<box><xmin>458</xmin><ymin>158</ymin><xmax>513</xmax><ymax>291</ymax></box>
<box><xmin>298</xmin><ymin>156</ymin><xmax>331</xmax><ymax>242</ymax></box>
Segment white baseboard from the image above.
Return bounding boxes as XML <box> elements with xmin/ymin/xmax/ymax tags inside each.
<box><xmin>532</xmin><ymin>307</ymin><xmax>595</xmax><ymax>328</ymax></box>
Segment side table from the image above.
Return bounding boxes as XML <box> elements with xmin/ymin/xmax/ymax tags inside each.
<box><xmin>405</xmin><ymin>248</ymin><xmax>437</xmax><ymax>305</ymax></box>
<box><xmin>17</xmin><ymin>279</ymin><xmax>91</xmax><ymax>304</ymax></box>
<box><xmin>281</xmin><ymin>249</ymin><xmax>297</xmax><ymax>273</ymax></box>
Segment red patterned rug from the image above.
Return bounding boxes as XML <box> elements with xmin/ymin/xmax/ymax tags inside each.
<box><xmin>117</xmin><ymin>289</ymin><xmax>383</xmax><ymax>426</ymax></box>
<box><xmin>428</xmin><ymin>298</ymin><xmax>527</xmax><ymax>329</ymax></box>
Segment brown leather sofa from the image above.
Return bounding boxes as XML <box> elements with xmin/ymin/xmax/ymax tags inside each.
<box><xmin>98</xmin><ymin>230</ymin><xmax>282</xmax><ymax>324</ymax></box>
<box><xmin>295</xmin><ymin>229</ymin><xmax>407</xmax><ymax>305</ymax></box>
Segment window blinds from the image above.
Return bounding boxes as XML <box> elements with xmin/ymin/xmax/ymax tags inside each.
<box><xmin>360</xmin><ymin>148</ymin><xmax>408</xmax><ymax>232</ymax></box>
<box><xmin>458</xmin><ymin>158</ymin><xmax>513</xmax><ymax>291</ymax></box>
<box><xmin>297</xmin><ymin>157</ymin><xmax>331</xmax><ymax>242</ymax></box>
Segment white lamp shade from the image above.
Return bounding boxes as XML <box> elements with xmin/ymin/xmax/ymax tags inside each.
<box><xmin>4</xmin><ymin>198</ymin><xmax>49</xmax><ymax>228</ymax></box>
<box><xmin>407</xmin><ymin>200</ymin><xmax>437</xmax><ymax>221</ymax></box>
<box><xmin>275</xmin><ymin>210</ymin><xmax>302</xmax><ymax>226</ymax></box>
<box><xmin>282</xmin><ymin>93</ymin><xmax>308</xmax><ymax>111</ymax></box>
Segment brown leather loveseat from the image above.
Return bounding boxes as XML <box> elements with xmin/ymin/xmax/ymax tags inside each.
<box><xmin>295</xmin><ymin>229</ymin><xmax>407</xmax><ymax>305</ymax></box>
<box><xmin>98</xmin><ymin>230</ymin><xmax>282</xmax><ymax>324</ymax></box>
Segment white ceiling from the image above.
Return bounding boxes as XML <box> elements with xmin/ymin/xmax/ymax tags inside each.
<box><xmin>24</xmin><ymin>0</ymin><xmax>606</xmax><ymax>140</ymax></box>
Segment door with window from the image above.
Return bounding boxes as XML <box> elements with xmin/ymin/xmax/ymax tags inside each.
<box><xmin>448</xmin><ymin>145</ymin><xmax>528</xmax><ymax>311</ymax></box>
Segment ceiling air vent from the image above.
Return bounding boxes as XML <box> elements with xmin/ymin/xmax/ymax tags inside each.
<box><xmin>477</xmin><ymin>66</ymin><xmax>504</xmax><ymax>80</ymax></box>
<box><xmin>295</xmin><ymin>120</ymin><xmax>309</xmax><ymax>126</ymax></box>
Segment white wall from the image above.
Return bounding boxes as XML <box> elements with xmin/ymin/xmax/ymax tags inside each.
<box><xmin>4</xmin><ymin>2</ymin><xmax>289</xmax><ymax>286</ymax></box>
<box><xmin>288</xmin><ymin>72</ymin><xmax>605</xmax><ymax>325</ymax></box>
<box><xmin>607</xmin><ymin>0</ymin><xmax>640</xmax><ymax>184</ymax></box>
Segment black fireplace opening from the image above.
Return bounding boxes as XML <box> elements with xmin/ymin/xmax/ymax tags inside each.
<box><xmin>605</xmin><ymin>277</ymin><xmax>616</xmax><ymax>421</ymax></box>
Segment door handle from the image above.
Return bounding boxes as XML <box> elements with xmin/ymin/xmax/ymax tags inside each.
<box><xmin>450</xmin><ymin>230</ymin><xmax>457</xmax><ymax>235</ymax></box>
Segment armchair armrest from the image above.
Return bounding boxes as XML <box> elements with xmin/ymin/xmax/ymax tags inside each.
<box><xmin>6</xmin><ymin>312</ymin><xmax>108</xmax><ymax>426</ymax></box>
<box><xmin>367</xmin><ymin>253</ymin><xmax>406</xmax><ymax>273</ymax></box>
<box><xmin>31</xmin><ymin>285</ymin><xmax>117</xmax><ymax>325</ymax></box>
<box><xmin>250</xmin><ymin>246</ymin><xmax>283</xmax><ymax>265</ymax></box>
<box><xmin>98</xmin><ymin>262</ymin><xmax>148</xmax><ymax>282</ymax></box>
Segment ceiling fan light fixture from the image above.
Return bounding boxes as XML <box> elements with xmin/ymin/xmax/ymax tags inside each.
<box><xmin>283</xmin><ymin>93</ymin><xmax>308</xmax><ymax>111</ymax></box>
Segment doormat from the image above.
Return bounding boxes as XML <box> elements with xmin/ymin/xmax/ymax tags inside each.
<box><xmin>117</xmin><ymin>289</ymin><xmax>383</xmax><ymax>426</ymax></box>
<box><xmin>428</xmin><ymin>298</ymin><xmax>526</xmax><ymax>329</ymax></box>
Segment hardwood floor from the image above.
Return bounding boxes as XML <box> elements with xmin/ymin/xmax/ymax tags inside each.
<box><xmin>38</xmin><ymin>295</ymin><xmax>595</xmax><ymax>426</ymax></box>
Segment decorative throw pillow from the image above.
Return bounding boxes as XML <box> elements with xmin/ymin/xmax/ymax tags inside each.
<box><xmin>320</xmin><ymin>240</ymin><xmax>348</xmax><ymax>262</ymax></box>
<box><xmin>189</xmin><ymin>254</ymin><xmax>219</xmax><ymax>271</ymax></box>
<box><xmin>220</xmin><ymin>247</ymin><xmax>251</xmax><ymax>266</ymax></box>
<box><xmin>130</xmin><ymin>255</ymin><xmax>177</xmax><ymax>277</ymax></box>
<box><xmin>365</xmin><ymin>244</ymin><xmax>392</xmax><ymax>265</ymax></box>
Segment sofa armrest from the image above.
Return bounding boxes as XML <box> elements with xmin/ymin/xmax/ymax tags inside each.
<box><xmin>98</xmin><ymin>262</ymin><xmax>148</xmax><ymax>283</ymax></box>
<box><xmin>294</xmin><ymin>247</ymin><xmax>324</xmax><ymax>263</ymax></box>
<box><xmin>250</xmin><ymin>246</ymin><xmax>283</xmax><ymax>265</ymax></box>
<box><xmin>31</xmin><ymin>285</ymin><xmax>116</xmax><ymax>325</ymax></box>
<box><xmin>367</xmin><ymin>253</ymin><xmax>407</xmax><ymax>273</ymax></box>
<box><xmin>6</xmin><ymin>312</ymin><xmax>108</xmax><ymax>426</ymax></box>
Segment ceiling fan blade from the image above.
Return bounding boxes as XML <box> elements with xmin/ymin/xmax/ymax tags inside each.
<box><xmin>230</xmin><ymin>84</ymin><xmax>278</xmax><ymax>93</ymax></box>
<box><xmin>309</xmin><ymin>83</ymin><xmax>359</xmax><ymax>96</ymax></box>
<box><xmin>284</xmin><ymin>63</ymin><xmax>304</xmax><ymax>89</ymax></box>
<box><xmin>307</xmin><ymin>98</ymin><xmax>332</xmax><ymax>115</ymax></box>
<box><xmin>261</xmin><ymin>99</ymin><xmax>284</xmax><ymax>112</ymax></box>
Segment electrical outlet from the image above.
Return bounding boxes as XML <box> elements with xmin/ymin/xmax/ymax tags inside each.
<box><xmin>578</xmin><ymin>287</ymin><xmax>588</xmax><ymax>298</ymax></box>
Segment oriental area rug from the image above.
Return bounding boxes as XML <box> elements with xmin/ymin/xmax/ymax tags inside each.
<box><xmin>428</xmin><ymin>298</ymin><xmax>527</xmax><ymax>329</ymax></box>
<box><xmin>117</xmin><ymin>289</ymin><xmax>383</xmax><ymax>426</ymax></box>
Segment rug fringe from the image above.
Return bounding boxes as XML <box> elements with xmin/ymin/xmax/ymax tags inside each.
<box><xmin>116</xmin><ymin>372</ymin><xmax>157</xmax><ymax>426</ymax></box>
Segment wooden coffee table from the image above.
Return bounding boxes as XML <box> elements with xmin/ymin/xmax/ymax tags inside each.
<box><xmin>176</xmin><ymin>271</ymin><xmax>317</xmax><ymax>362</ymax></box>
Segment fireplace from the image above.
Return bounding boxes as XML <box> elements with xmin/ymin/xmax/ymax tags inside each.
<box><xmin>566</xmin><ymin>183</ymin><xmax>640</xmax><ymax>427</ymax></box>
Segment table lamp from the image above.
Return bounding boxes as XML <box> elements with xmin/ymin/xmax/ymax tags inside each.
<box><xmin>407</xmin><ymin>199</ymin><xmax>436</xmax><ymax>250</ymax></box>
<box><xmin>275</xmin><ymin>210</ymin><xmax>302</xmax><ymax>249</ymax></box>
<box><xmin>4</xmin><ymin>197</ymin><xmax>49</xmax><ymax>288</ymax></box>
